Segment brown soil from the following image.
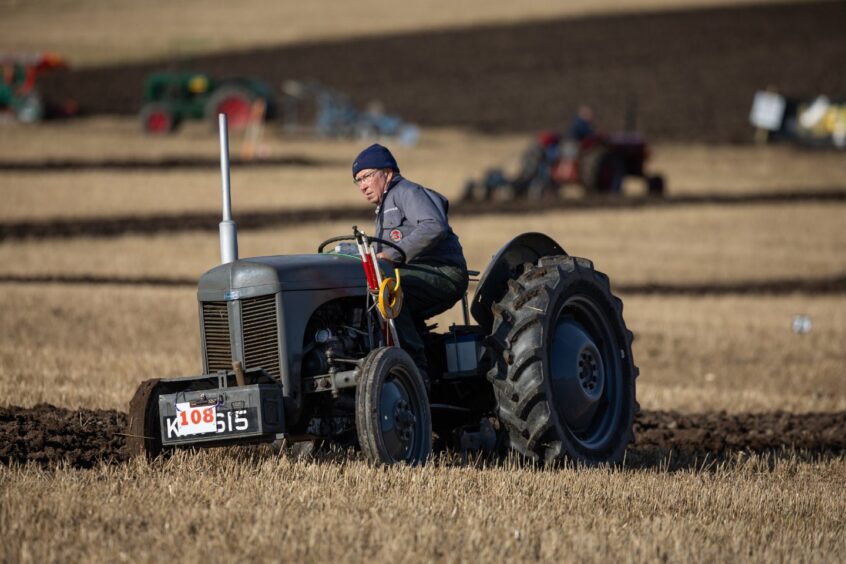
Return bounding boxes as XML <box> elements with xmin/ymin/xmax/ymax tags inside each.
<box><xmin>2</xmin><ymin>404</ymin><xmax>843</xmax><ymax>469</ymax></box>
<box><xmin>0</xmin><ymin>156</ymin><xmax>327</xmax><ymax>171</ymax></box>
<box><xmin>39</xmin><ymin>1</ymin><xmax>846</xmax><ymax>143</ymax></box>
<box><xmin>2</xmin><ymin>272</ymin><xmax>846</xmax><ymax>296</ymax></box>
<box><xmin>0</xmin><ymin>404</ymin><xmax>128</xmax><ymax>469</ymax></box>
<box><xmin>1</xmin><ymin>188</ymin><xmax>844</xmax><ymax>243</ymax></box>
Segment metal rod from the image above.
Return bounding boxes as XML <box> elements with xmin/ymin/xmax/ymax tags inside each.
<box><xmin>218</xmin><ymin>113</ymin><xmax>238</xmax><ymax>264</ymax></box>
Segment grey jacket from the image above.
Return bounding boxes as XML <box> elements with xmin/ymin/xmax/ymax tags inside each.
<box><xmin>374</xmin><ymin>175</ymin><xmax>467</xmax><ymax>269</ymax></box>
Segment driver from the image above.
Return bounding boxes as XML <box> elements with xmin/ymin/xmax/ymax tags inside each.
<box><xmin>352</xmin><ymin>143</ymin><xmax>469</xmax><ymax>384</ymax></box>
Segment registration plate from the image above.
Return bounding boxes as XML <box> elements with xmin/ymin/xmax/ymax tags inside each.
<box><xmin>157</xmin><ymin>381</ymin><xmax>284</xmax><ymax>446</ymax></box>
<box><xmin>163</xmin><ymin>405</ymin><xmax>257</xmax><ymax>440</ymax></box>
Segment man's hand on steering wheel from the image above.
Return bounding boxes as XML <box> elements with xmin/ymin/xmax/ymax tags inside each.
<box><xmin>376</xmin><ymin>251</ymin><xmax>396</xmax><ymax>265</ymax></box>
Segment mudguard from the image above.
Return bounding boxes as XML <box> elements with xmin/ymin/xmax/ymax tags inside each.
<box><xmin>470</xmin><ymin>232</ymin><xmax>566</xmax><ymax>334</ymax></box>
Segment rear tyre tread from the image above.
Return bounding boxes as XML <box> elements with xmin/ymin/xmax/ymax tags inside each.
<box><xmin>487</xmin><ymin>255</ymin><xmax>638</xmax><ymax>465</ymax></box>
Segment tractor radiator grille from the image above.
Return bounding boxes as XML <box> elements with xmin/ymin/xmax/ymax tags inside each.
<box><xmin>241</xmin><ymin>295</ymin><xmax>281</xmax><ymax>380</ymax></box>
<box><xmin>202</xmin><ymin>301</ymin><xmax>232</xmax><ymax>374</ymax></box>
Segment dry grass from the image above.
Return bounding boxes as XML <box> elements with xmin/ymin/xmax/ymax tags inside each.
<box><xmin>1</xmin><ymin>284</ymin><xmax>843</xmax><ymax>414</ymax></box>
<box><xmin>0</xmin><ymin>285</ymin><xmax>199</xmax><ymax>411</ymax></box>
<box><xmin>0</xmin><ymin>0</ymin><xmax>799</xmax><ymax>68</ymax></box>
<box><xmin>630</xmin><ymin>295</ymin><xmax>846</xmax><ymax>413</ymax></box>
<box><xmin>1</xmin><ymin>203</ymin><xmax>843</xmax><ymax>288</ymax></box>
<box><xmin>2</xmin><ymin>119</ymin><xmax>846</xmax><ymax>222</ymax></box>
<box><xmin>1</xmin><ymin>451</ymin><xmax>844</xmax><ymax>563</ymax></box>
<box><xmin>1</xmin><ymin>279</ymin><xmax>843</xmax><ymax>563</ymax></box>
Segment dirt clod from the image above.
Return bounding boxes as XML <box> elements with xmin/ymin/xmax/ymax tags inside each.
<box><xmin>0</xmin><ymin>404</ymin><xmax>129</xmax><ymax>469</ymax></box>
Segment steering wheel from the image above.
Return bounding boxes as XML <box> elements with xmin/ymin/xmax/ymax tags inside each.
<box><xmin>317</xmin><ymin>235</ymin><xmax>407</xmax><ymax>265</ymax></box>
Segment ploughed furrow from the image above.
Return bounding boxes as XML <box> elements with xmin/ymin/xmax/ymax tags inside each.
<box><xmin>2</xmin><ymin>273</ymin><xmax>846</xmax><ymax>296</ymax></box>
<box><xmin>0</xmin><ymin>155</ymin><xmax>327</xmax><ymax>171</ymax></box>
<box><xmin>36</xmin><ymin>1</ymin><xmax>846</xmax><ymax>142</ymax></box>
<box><xmin>1</xmin><ymin>404</ymin><xmax>843</xmax><ymax>469</ymax></box>
<box><xmin>1</xmin><ymin>188</ymin><xmax>845</xmax><ymax>242</ymax></box>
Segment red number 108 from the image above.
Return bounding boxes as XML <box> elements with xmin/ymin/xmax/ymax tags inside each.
<box><xmin>179</xmin><ymin>407</ymin><xmax>215</xmax><ymax>426</ymax></box>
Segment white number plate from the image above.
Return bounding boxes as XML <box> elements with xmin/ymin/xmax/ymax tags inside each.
<box><xmin>163</xmin><ymin>406</ymin><xmax>254</xmax><ymax>441</ymax></box>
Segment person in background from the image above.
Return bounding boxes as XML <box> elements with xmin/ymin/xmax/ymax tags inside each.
<box><xmin>568</xmin><ymin>104</ymin><xmax>596</xmax><ymax>141</ymax></box>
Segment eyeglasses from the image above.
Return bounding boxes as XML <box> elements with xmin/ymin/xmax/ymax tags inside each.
<box><xmin>354</xmin><ymin>169</ymin><xmax>383</xmax><ymax>186</ymax></box>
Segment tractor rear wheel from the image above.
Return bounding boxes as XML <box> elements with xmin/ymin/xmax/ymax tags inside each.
<box><xmin>356</xmin><ymin>347</ymin><xmax>432</xmax><ymax>465</ymax></box>
<box><xmin>486</xmin><ymin>256</ymin><xmax>638</xmax><ymax>465</ymax></box>
<box><xmin>127</xmin><ymin>378</ymin><xmax>164</xmax><ymax>459</ymax></box>
<box><xmin>580</xmin><ymin>148</ymin><xmax>624</xmax><ymax>193</ymax></box>
<box><xmin>206</xmin><ymin>86</ymin><xmax>255</xmax><ymax>130</ymax></box>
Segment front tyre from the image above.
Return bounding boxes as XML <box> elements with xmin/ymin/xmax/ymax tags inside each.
<box><xmin>140</xmin><ymin>103</ymin><xmax>178</xmax><ymax>134</ymax></box>
<box><xmin>647</xmin><ymin>174</ymin><xmax>665</xmax><ymax>197</ymax></box>
<box><xmin>487</xmin><ymin>256</ymin><xmax>638</xmax><ymax>465</ymax></box>
<box><xmin>356</xmin><ymin>347</ymin><xmax>432</xmax><ymax>465</ymax></box>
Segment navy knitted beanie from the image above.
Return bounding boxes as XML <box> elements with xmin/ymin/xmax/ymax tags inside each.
<box><xmin>352</xmin><ymin>144</ymin><xmax>399</xmax><ymax>178</ymax></box>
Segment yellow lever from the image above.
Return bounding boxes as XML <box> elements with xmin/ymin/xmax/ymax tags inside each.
<box><xmin>377</xmin><ymin>269</ymin><xmax>403</xmax><ymax>319</ymax></box>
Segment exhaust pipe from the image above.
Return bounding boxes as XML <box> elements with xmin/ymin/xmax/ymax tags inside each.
<box><xmin>218</xmin><ymin>113</ymin><xmax>239</xmax><ymax>264</ymax></box>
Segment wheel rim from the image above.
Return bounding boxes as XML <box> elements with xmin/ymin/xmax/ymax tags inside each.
<box><xmin>218</xmin><ymin>97</ymin><xmax>251</xmax><ymax>127</ymax></box>
<box><xmin>146</xmin><ymin>111</ymin><xmax>170</xmax><ymax>133</ymax></box>
<box><xmin>548</xmin><ymin>296</ymin><xmax>622</xmax><ymax>452</ymax></box>
<box><xmin>378</xmin><ymin>370</ymin><xmax>423</xmax><ymax>462</ymax></box>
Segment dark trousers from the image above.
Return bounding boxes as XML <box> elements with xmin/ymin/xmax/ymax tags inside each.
<box><xmin>390</xmin><ymin>262</ymin><xmax>468</xmax><ymax>376</ymax></box>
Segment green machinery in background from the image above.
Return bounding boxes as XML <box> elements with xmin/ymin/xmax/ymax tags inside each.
<box><xmin>1</xmin><ymin>52</ymin><xmax>74</xmax><ymax>123</ymax></box>
<box><xmin>139</xmin><ymin>71</ymin><xmax>276</xmax><ymax>134</ymax></box>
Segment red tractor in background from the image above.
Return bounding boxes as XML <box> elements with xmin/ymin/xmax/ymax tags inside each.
<box><xmin>462</xmin><ymin>129</ymin><xmax>666</xmax><ymax>202</ymax></box>
<box><xmin>0</xmin><ymin>52</ymin><xmax>77</xmax><ymax>123</ymax></box>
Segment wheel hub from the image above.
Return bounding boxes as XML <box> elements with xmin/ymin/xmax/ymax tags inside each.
<box><xmin>578</xmin><ymin>349</ymin><xmax>600</xmax><ymax>393</ymax></box>
<box><xmin>549</xmin><ymin>318</ymin><xmax>606</xmax><ymax>430</ymax></box>
<box><xmin>379</xmin><ymin>380</ymin><xmax>417</xmax><ymax>459</ymax></box>
<box><xmin>394</xmin><ymin>400</ymin><xmax>416</xmax><ymax>442</ymax></box>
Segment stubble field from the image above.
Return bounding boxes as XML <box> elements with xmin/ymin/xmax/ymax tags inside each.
<box><xmin>2</xmin><ymin>1</ymin><xmax>845</xmax><ymax>562</ymax></box>
<box><xmin>1</xmin><ymin>117</ymin><xmax>844</xmax><ymax>562</ymax></box>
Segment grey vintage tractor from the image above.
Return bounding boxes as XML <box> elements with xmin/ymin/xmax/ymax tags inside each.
<box><xmin>127</xmin><ymin>118</ymin><xmax>638</xmax><ymax>466</ymax></box>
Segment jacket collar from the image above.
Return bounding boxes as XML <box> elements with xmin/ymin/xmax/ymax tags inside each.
<box><xmin>376</xmin><ymin>173</ymin><xmax>403</xmax><ymax>213</ymax></box>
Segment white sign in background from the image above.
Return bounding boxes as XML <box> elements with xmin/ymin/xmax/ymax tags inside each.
<box><xmin>749</xmin><ymin>91</ymin><xmax>786</xmax><ymax>131</ymax></box>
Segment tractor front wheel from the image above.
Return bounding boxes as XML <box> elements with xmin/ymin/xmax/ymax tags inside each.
<box><xmin>647</xmin><ymin>174</ymin><xmax>665</xmax><ymax>197</ymax></box>
<box><xmin>487</xmin><ymin>255</ymin><xmax>638</xmax><ymax>465</ymax></box>
<box><xmin>355</xmin><ymin>347</ymin><xmax>432</xmax><ymax>465</ymax></box>
<box><xmin>140</xmin><ymin>103</ymin><xmax>178</xmax><ymax>134</ymax></box>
